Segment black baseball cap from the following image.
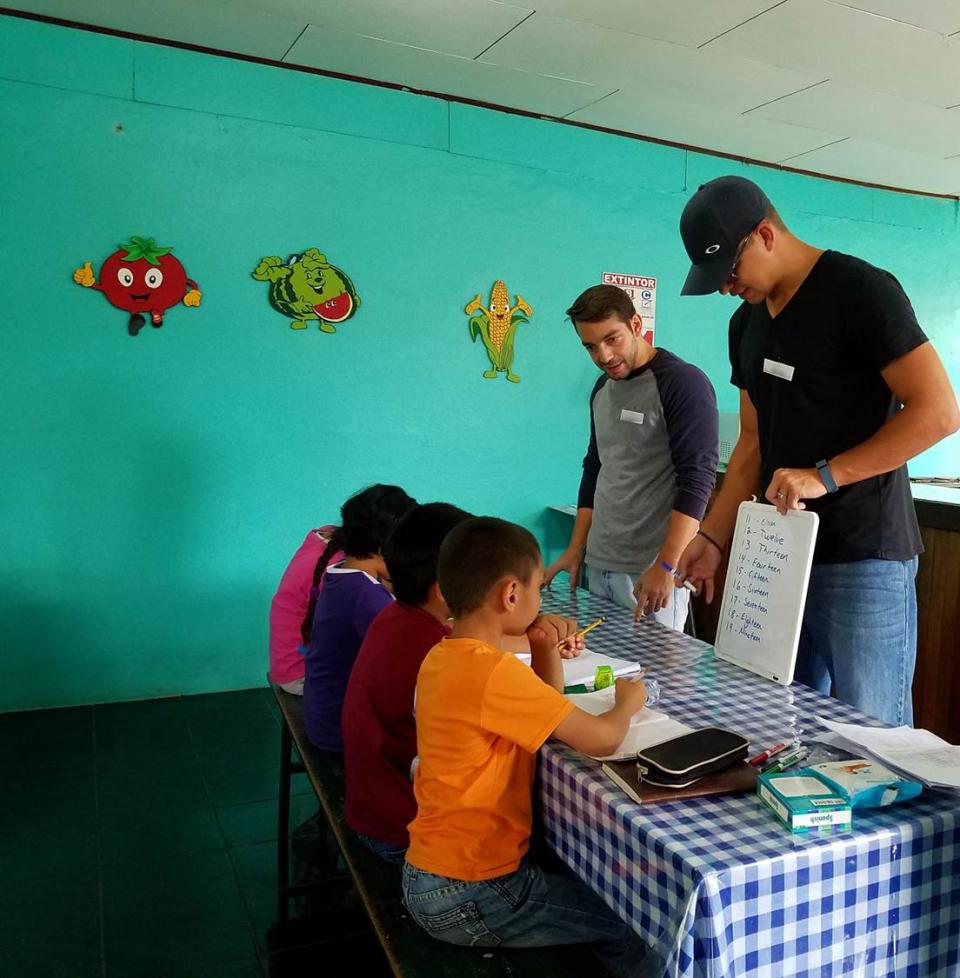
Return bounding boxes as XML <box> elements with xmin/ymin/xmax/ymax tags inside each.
<box><xmin>679</xmin><ymin>176</ymin><xmax>770</xmax><ymax>296</ymax></box>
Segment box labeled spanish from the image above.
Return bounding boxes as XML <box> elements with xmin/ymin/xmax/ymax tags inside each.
<box><xmin>757</xmin><ymin>769</ymin><xmax>852</xmax><ymax>833</ymax></box>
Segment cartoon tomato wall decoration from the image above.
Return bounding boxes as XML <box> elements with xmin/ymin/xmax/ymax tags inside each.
<box><xmin>73</xmin><ymin>236</ymin><xmax>202</xmax><ymax>336</ymax></box>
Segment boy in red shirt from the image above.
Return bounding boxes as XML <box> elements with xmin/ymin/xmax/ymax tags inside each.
<box><xmin>342</xmin><ymin>503</ymin><xmax>471</xmax><ymax>863</ymax></box>
<box><xmin>403</xmin><ymin>517</ymin><xmax>658</xmax><ymax>977</ymax></box>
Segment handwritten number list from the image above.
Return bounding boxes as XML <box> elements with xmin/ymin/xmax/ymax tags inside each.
<box><xmin>723</xmin><ymin>510</ymin><xmax>789</xmax><ymax>644</ymax></box>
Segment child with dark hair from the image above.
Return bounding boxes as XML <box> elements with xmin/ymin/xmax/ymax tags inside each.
<box><xmin>268</xmin><ymin>525</ymin><xmax>343</xmax><ymax>695</ymax></box>
<box><xmin>402</xmin><ymin>516</ymin><xmax>658</xmax><ymax>978</ymax></box>
<box><xmin>302</xmin><ymin>484</ymin><xmax>416</xmax><ymax>751</ymax></box>
<box><xmin>342</xmin><ymin>502</ymin><xmax>472</xmax><ymax>863</ymax></box>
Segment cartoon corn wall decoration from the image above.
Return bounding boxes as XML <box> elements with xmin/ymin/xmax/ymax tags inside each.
<box><xmin>464</xmin><ymin>280</ymin><xmax>533</xmax><ymax>383</ymax></box>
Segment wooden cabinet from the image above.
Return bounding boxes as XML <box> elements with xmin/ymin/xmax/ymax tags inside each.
<box><xmin>912</xmin><ymin>498</ymin><xmax>960</xmax><ymax>743</ymax></box>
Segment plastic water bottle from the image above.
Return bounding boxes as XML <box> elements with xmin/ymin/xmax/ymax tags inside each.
<box><xmin>643</xmin><ymin>677</ymin><xmax>661</xmax><ymax>708</ymax></box>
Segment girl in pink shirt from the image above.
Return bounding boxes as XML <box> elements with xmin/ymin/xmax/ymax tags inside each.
<box><xmin>268</xmin><ymin>525</ymin><xmax>342</xmax><ymax>693</ymax></box>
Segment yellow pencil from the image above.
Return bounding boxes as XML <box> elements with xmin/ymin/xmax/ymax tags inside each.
<box><xmin>557</xmin><ymin>615</ymin><xmax>606</xmax><ymax>649</ymax></box>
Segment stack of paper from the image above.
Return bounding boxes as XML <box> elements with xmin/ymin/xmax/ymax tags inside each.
<box><xmin>816</xmin><ymin>718</ymin><xmax>960</xmax><ymax>790</ymax></box>
<box><xmin>560</xmin><ymin>649</ymin><xmax>644</xmax><ymax>688</ymax></box>
<box><xmin>565</xmin><ymin>686</ymin><xmax>692</xmax><ymax>761</ymax></box>
<box><xmin>515</xmin><ymin>648</ymin><xmax>643</xmax><ymax>687</ymax></box>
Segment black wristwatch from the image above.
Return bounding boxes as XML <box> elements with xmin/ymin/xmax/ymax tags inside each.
<box><xmin>816</xmin><ymin>458</ymin><xmax>839</xmax><ymax>493</ymax></box>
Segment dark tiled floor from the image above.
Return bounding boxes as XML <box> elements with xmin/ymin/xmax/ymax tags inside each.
<box><xmin>0</xmin><ymin>688</ymin><xmax>392</xmax><ymax>977</ymax></box>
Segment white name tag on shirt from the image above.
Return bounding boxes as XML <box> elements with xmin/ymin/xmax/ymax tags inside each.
<box><xmin>763</xmin><ymin>358</ymin><xmax>795</xmax><ymax>382</ymax></box>
<box><xmin>620</xmin><ymin>409</ymin><xmax>645</xmax><ymax>425</ymax></box>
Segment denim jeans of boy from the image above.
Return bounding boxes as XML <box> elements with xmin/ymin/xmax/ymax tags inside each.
<box><xmin>794</xmin><ymin>557</ymin><xmax>918</xmax><ymax>726</ymax></box>
<box><xmin>355</xmin><ymin>832</ymin><xmax>406</xmax><ymax>866</ymax></box>
<box><xmin>589</xmin><ymin>566</ymin><xmax>689</xmax><ymax>633</ymax></box>
<box><xmin>402</xmin><ymin>859</ymin><xmax>658</xmax><ymax>978</ymax></box>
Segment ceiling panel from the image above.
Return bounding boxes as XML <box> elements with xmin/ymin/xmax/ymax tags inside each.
<box><xmin>7</xmin><ymin>0</ymin><xmax>307</xmax><ymax>61</ymax></box>
<box><xmin>826</xmin><ymin>0</ymin><xmax>960</xmax><ymax>36</ymax></box>
<box><xmin>567</xmin><ymin>87</ymin><xmax>844</xmax><ymax>163</ymax></box>
<box><xmin>783</xmin><ymin>137</ymin><xmax>960</xmax><ymax>194</ymax></box>
<box><xmin>520</xmin><ymin>0</ymin><xmax>780</xmax><ymax>48</ymax></box>
<box><xmin>287</xmin><ymin>26</ymin><xmax>608</xmax><ymax>118</ymax></box>
<box><xmin>479</xmin><ymin>12</ymin><xmax>826</xmax><ymax>111</ymax></box>
<box><xmin>706</xmin><ymin>0</ymin><xmax>960</xmax><ymax>107</ymax></box>
<box><xmin>5</xmin><ymin>0</ymin><xmax>960</xmax><ymax>195</ymax></box>
<box><xmin>232</xmin><ymin>0</ymin><xmax>533</xmax><ymax>60</ymax></box>
<box><xmin>747</xmin><ymin>80</ymin><xmax>960</xmax><ymax>158</ymax></box>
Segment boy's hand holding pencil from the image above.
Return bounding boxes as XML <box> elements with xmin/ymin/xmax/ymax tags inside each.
<box><xmin>526</xmin><ymin>615</ymin><xmax>584</xmax><ymax>659</ymax></box>
<box><xmin>552</xmin><ymin>615</ymin><xmax>605</xmax><ymax>657</ymax></box>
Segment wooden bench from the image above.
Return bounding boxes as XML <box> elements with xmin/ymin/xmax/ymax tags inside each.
<box><xmin>273</xmin><ymin>686</ymin><xmax>597</xmax><ymax>978</ymax></box>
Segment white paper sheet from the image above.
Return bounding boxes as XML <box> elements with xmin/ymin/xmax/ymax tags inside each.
<box><xmin>560</xmin><ymin>648</ymin><xmax>644</xmax><ymax>688</ymax></box>
<box><xmin>564</xmin><ymin>686</ymin><xmax>638</xmax><ymax>717</ymax></box>
<box><xmin>595</xmin><ymin>717</ymin><xmax>694</xmax><ymax>762</ymax></box>
<box><xmin>817</xmin><ymin>718</ymin><xmax>960</xmax><ymax>789</ymax></box>
<box><xmin>564</xmin><ymin>686</ymin><xmax>692</xmax><ymax>761</ymax></box>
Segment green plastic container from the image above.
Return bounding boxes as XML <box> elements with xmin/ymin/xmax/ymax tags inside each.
<box><xmin>594</xmin><ymin>664</ymin><xmax>615</xmax><ymax>690</ymax></box>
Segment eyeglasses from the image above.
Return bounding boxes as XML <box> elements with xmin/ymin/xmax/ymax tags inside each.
<box><xmin>729</xmin><ymin>231</ymin><xmax>754</xmax><ymax>281</ymax></box>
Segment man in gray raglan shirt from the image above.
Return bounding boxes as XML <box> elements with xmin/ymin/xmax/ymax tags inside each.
<box><xmin>545</xmin><ymin>285</ymin><xmax>719</xmax><ymax>631</ymax></box>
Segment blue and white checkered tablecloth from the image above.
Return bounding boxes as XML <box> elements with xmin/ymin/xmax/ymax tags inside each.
<box><xmin>537</xmin><ymin>589</ymin><xmax>960</xmax><ymax>978</ymax></box>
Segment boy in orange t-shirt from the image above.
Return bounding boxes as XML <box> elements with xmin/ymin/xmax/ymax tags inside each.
<box><xmin>403</xmin><ymin>517</ymin><xmax>658</xmax><ymax>978</ymax></box>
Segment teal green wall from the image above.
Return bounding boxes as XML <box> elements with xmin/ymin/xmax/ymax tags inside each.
<box><xmin>1</xmin><ymin>16</ymin><xmax>957</xmax><ymax>710</ymax></box>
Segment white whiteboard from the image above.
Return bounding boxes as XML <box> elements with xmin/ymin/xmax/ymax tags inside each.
<box><xmin>714</xmin><ymin>502</ymin><xmax>819</xmax><ymax>685</ymax></box>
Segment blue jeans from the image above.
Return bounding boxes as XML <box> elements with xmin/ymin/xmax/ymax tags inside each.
<box><xmin>795</xmin><ymin>557</ymin><xmax>918</xmax><ymax>726</ymax></box>
<box><xmin>589</xmin><ymin>566</ymin><xmax>690</xmax><ymax>633</ymax></box>
<box><xmin>355</xmin><ymin>832</ymin><xmax>406</xmax><ymax>866</ymax></box>
<box><xmin>401</xmin><ymin>859</ymin><xmax>658</xmax><ymax>978</ymax></box>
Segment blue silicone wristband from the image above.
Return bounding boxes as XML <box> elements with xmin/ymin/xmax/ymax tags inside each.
<box><xmin>816</xmin><ymin>459</ymin><xmax>839</xmax><ymax>493</ymax></box>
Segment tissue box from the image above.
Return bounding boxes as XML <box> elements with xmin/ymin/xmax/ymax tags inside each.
<box><xmin>757</xmin><ymin>769</ymin><xmax>852</xmax><ymax>833</ymax></box>
<box><xmin>809</xmin><ymin>759</ymin><xmax>923</xmax><ymax>808</ymax></box>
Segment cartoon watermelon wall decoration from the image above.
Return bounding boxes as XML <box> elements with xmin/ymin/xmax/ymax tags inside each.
<box><xmin>251</xmin><ymin>247</ymin><xmax>361</xmax><ymax>333</ymax></box>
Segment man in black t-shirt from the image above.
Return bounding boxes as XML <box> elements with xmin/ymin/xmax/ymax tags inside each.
<box><xmin>674</xmin><ymin>175</ymin><xmax>959</xmax><ymax>726</ymax></box>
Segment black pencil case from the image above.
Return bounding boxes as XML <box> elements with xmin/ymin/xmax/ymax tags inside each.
<box><xmin>635</xmin><ymin>728</ymin><xmax>749</xmax><ymax>788</ymax></box>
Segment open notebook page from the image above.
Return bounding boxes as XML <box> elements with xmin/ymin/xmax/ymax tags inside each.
<box><xmin>563</xmin><ymin>686</ymin><xmax>692</xmax><ymax>761</ymax></box>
